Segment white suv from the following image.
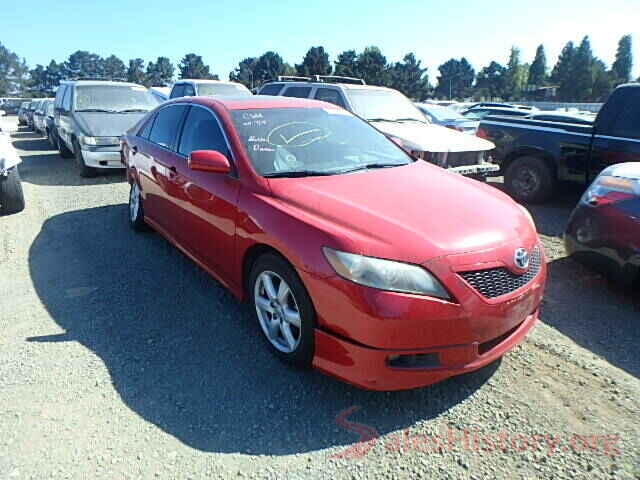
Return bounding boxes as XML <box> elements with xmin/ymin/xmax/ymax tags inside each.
<box><xmin>169</xmin><ymin>79</ymin><xmax>251</xmax><ymax>99</ymax></box>
<box><xmin>258</xmin><ymin>76</ymin><xmax>498</xmax><ymax>178</ymax></box>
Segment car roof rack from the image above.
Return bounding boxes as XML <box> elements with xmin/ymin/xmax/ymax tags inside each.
<box><xmin>276</xmin><ymin>76</ymin><xmax>312</xmax><ymax>82</ymax></box>
<box><xmin>66</xmin><ymin>77</ymin><xmax>129</xmax><ymax>82</ymax></box>
<box><xmin>313</xmin><ymin>75</ymin><xmax>365</xmax><ymax>85</ymax></box>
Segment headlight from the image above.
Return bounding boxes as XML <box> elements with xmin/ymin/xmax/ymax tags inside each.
<box><xmin>80</xmin><ymin>136</ymin><xmax>120</xmax><ymax>146</ymax></box>
<box><xmin>322</xmin><ymin>247</ymin><xmax>451</xmax><ymax>299</ymax></box>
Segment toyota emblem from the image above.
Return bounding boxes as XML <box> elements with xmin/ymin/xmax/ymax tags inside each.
<box><xmin>514</xmin><ymin>248</ymin><xmax>530</xmax><ymax>270</ymax></box>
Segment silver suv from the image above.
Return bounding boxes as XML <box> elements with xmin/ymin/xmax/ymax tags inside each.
<box><xmin>54</xmin><ymin>80</ymin><xmax>159</xmax><ymax>177</ymax></box>
<box><xmin>169</xmin><ymin>79</ymin><xmax>251</xmax><ymax>99</ymax></box>
<box><xmin>258</xmin><ymin>76</ymin><xmax>498</xmax><ymax>178</ymax></box>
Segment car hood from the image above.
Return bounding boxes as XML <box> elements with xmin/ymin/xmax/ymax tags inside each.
<box><xmin>267</xmin><ymin>161</ymin><xmax>534</xmax><ymax>264</ymax></box>
<box><xmin>373</xmin><ymin>120</ymin><xmax>493</xmax><ymax>152</ymax></box>
<box><xmin>75</xmin><ymin>112</ymin><xmax>148</xmax><ymax>137</ymax></box>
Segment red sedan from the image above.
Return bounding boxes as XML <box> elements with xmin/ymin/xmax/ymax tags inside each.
<box><xmin>122</xmin><ymin>96</ymin><xmax>547</xmax><ymax>391</ymax></box>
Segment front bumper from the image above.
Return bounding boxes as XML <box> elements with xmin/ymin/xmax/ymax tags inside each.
<box><xmin>81</xmin><ymin>148</ymin><xmax>124</xmax><ymax>169</ymax></box>
<box><xmin>450</xmin><ymin>163</ymin><xmax>500</xmax><ymax>177</ymax></box>
<box><xmin>302</xmin><ymin>239</ymin><xmax>546</xmax><ymax>390</ymax></box>
<box><xmin>313</xmin><ymin>308</ymin><xmax>539</xmax><ymax>391</ymax></box>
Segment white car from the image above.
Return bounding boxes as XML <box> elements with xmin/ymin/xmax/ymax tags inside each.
<box><xmin>168</xmin><ymin>79</ymin><xmax>252</xmax><ymax>99</ymax></box>
<box><xmin>258</xmin><ymin>77</ymin><xmax>498</xmax><ymax>178</ymax></box>
<box><xmin>0</xmin><ymin>113</ymin><xmax>24</xmax><ymax>214</ymax></box>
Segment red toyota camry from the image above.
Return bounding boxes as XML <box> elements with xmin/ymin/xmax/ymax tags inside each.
<box><xmin>122</xmin><ymin>96</ymin><xmax>547</xmax><ymax>391</ymax></box>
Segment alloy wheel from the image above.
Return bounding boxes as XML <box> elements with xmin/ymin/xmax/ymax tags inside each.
<box><xmin>254</xmin><ymin>271</ymin><xmax>302</xmax><ymax>353</ymax></box>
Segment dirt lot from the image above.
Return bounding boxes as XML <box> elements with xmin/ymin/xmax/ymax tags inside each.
<box><xmin>1</xmin><ymin>118</ymin><xmax>638</xmax><ymax>479</ymax></box>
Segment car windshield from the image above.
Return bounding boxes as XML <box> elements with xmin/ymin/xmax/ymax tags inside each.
<box><xmin>231</xmin><ymin>107</ymin><xmax>413</xmax><ymax>176</ymax></box>
<box><xmin>197</xmin><ymin>83</ymin><xmax>251</xmax><ymax>97</ymax></box>
<box><xmin>419</xmin><ymin>104</ymin><xmax>466</xmax><ymax>122</ymax></box>
<box><xmin>74</xmin><ymin>85</ymin><xmax>158</xmax><ymax>113</ymax></box>
<box><xmin>345</xmin><ymin>88</ymin><xmax>426</xmax><ymax>123</ymax></box>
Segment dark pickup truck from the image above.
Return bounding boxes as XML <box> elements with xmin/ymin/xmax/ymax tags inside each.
<box><xmin>478</xmin><ymin>83</ymin><xmax>640</xmax><ymax>203</ymax></box>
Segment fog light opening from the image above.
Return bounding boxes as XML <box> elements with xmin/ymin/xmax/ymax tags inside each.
<box><xmin>387</xmin><ymin>353</ymin><xmax>440</xmax><ymax>369</ymax></box>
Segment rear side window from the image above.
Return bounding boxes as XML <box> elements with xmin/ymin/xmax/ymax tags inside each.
<box><xmin>149</xmin><ymin>105</ymin><xmax>188</xmax><ymax>150</ymax></box>
<box><xmin>610</xmin><ymin>89</ymin><xmax>640</xmax><ymax>140</ymax></box>
<box><xmin>184</xmin><ymin>84</ymin><xmax>196</xmax><ymax>96</ymax></box>
<box><xmin>62</xmin><ymin>87</ymin><xmax>72</xmax><ymax>111</ymax></box>
<box><xmin>178</xmin><ymin>106</ymin><xmax>229</xmax><ymax>157</ymax></box>
<box><xmin>282</xmin><ymin>87</ymin><xmax>311</xmax><ymax>98</ymax></box>
<box><xmin>54</xmin><ymin>85</ymin><xmax>67</xmax><ymax>108</ymax></box>
<box><xmin>314</xmin><ymin>88</ymin><xmax>346</xmax><ymax>108</ymax></box>
<box><xmin>138</xmin><ymin>113</ymin><xmax>156</xmax><ymax>139</ymax></box>
<box><xmin>258</xmin><ymin>84</ymin><xmax>284</xmax><ymax>96</ymax></box>
<box><xmin>170</xmin><ymin>84</ymin><xmax>185</xmax><ymax>99</ymax></box>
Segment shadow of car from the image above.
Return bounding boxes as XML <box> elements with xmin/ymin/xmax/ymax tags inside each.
<box><xmin>28</xmin><ymin>204</ymin><xmax>499</xmax><ymax>454</ymax></box>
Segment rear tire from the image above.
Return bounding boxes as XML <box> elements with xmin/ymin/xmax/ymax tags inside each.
<box><xmin>504</xmin><ymin>156</ymin><xmax>555</xmax><ymax>204</ymax></box>
<box><xmin>74</xmin><ymin>141</ymin><xmax>97</xmax><ymax>178</ymax></box>
<box><xmin>0</xmin><ymin>167</ymin><xmax>25</xmax><ymax>215</ymax></box>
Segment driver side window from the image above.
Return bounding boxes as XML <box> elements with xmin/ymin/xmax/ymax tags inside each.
<box><xmin>178</xmin><ymin>106</ymin><xmax>230</xmax><ymax>158</ymax></box>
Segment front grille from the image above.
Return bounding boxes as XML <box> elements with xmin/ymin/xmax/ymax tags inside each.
<box><xmin>446</xmin><ymin>151</ymin><xmax>482</xmax><ymax>168</ymax></box>
<box><xmin>459</xmin><ymin>246</ymin><xmax>541</xmax><ymax>299</ymax></box>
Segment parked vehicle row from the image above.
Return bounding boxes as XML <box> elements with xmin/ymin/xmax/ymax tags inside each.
<box><xmin>0</xmin><ymin>111</ymin><xmax>25</xmax><ymax>214</ymax></box>
<box><xmin>477</xmin><ymin>83</ymin><xmax>640</xmax><ymax>203</ymax></box>
<box><xmin>257</xmin><ymin>76</ymin><xmax>499</xmax><ymax>178</ymax></box>
<box><xmin>565</xmin><ymin>162</ymin><xmax>640</xmax><ymax>287</ymax></box>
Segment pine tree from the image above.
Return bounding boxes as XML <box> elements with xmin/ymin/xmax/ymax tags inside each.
<box><xmin>475</xmin><ymin>61</ymin><xmax>507</xmax><ymax>99</ymax></box>
<box><xmin>334</xmin><ymin>50</ymin><xmax>359</xmax><ymax>78</ymax></box>
<box><xmin>611</xmin><ymin>34</ymin><xmax>633</xmax><ymax>85</ymax></box>
<box><xmin>356</xmin><ymin>47</ymin><xmax>390</xmax><ymax>86</ymax></box>
<box><xmin>571</xmin><ymin>36</ymin><xmax>595</xmax><ymax>102</ymax></box>
<box><xmin>295</xmin><ymin>46</ymin><xmax>332</xmax><ymax>77</ymax></box>
<box><xmin>127</xmin><ymin>58</ymin><xmax>146</xmax><ymax>85</ymax></box>
<box><xmin>551</xmin><ymin>41</ymin><xmax>575</xmax><ymax>100</ymax></box>
<box><xmin>389</xmin><ymin>53</ymin><xmax>430</xmax><ymax>100</ymax></box>
<box><xmin>504</xmin><ymin>47</ymin><xmax>527</xmax><ymax>100</ymax></box>
<box><xmin>528</xmin><ymin>44</ymin><xmax>547</xmax><ymax>86</ymax></box>
<box><xmin>103</xmin><ymin>55</ymin><xmax>126</xmax><ymax>81</ymax></box>
<box><xmin>178</xmin><ymin>54</ymin><xmax>216</xmax><ymax>80</ymax></box>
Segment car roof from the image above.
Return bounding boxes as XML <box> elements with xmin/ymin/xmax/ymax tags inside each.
<box><xmin>174</xmin><ymin>79</ymin><xmax>242</xmax><ymax>85</ymax></box>
<box><xmin>262</xmin><ymin>81</ymin><xmax>396</xmax><ymax>92</ymax></box>
<box><xmin>60</xmin><ymin>80</ymin><xmax>145</xmax><ymax>88</ymax></box>
<box><xmin>176</xmin><ymin>95</ymin><xmax>343</xmax><ymax>111</ymax></box>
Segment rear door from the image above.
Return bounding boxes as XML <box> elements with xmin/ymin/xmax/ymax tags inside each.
<box><xmin>172</xmin><ymin>104</ymin><xmax>241</xmax><ymax>277</ymax></box>
<box><xmin>590</xmin><ymin>88</ymin><xmax>640</xmax><ymax>180</ymax></box>
<box><xmin>143</xmin><ymin>104</ymin><xmax>189</xmax><ymax>236</ymax></box>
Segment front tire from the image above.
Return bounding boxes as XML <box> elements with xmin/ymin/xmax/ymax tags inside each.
<box><xmin>74</xmin><ymin>141</ymin><xmax>97</xmax><ymax>178</ymax></box>
<box><xmin>504</xmin><ymin>156</ymin><xmax>555</xmax><ymax>204</ymax></box>
<box><xmin>128</xmin><ymin>182</ymin><xmax>149</xmax><ymax>231</ymax></box>
<box><xmin>58</xmin><ymin>137</ymin><xmax>73</xmax><ymax>159</ymax></box>
<box><xmin>0</xmin><ymin>167</ymin><xmax>26</xmax><ymax>215</ymax></box>
<box><xmin>249</xmin><ymin>253</ymin><xmax>316</xmax><ymax>367</ymax></box>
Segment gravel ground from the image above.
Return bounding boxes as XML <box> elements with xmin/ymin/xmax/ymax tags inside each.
<box><xmin>1</xmin><ymin>118</ymin><xmax>638</xmax><ymax>479</ymax></box>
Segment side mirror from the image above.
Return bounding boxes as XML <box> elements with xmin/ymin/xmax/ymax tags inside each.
<box><xmin>188</xmin><ymin>150</ymin><xmax>231</xmax><ymax>174</ymax></box>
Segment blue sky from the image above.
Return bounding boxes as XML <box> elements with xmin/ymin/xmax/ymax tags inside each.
<box><xmin>3</xmin><ymin>0</ymin><xmax>639</xmax><ymax>81</ymax></box>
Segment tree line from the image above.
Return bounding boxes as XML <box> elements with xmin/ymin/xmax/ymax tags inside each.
<box><xmin>0</xmin><ymin>34</ymin><xmax>635</xmax><ymax>102</ymax></box>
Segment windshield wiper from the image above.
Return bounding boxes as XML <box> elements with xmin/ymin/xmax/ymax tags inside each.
<box><xmin>75</xmin><ymin>108</ymin><xmax>118</xmax><ymax>113</ymax></box>
<box><xmin>117</xmin><ymin>108</ymin><xmax>150</xmax><ymax>113</ymax></box>
<box><xmin>262</xmin><ymin>170</ymin><xmax>337</xmax><ymax>178</ymax></box>
<box><xmin>394</xmin><ymin>117</ymin><xmax>427</xmax><ymax>124</ymax></box>
<box><xmin>367</xmin><ymin>117</ymin><xmax>426</xmax><ymax>124</ymax></box>
<box><xmin>337</xmin><ymin>163</ymin><xmax>405</xmax><ymax>174</ymax></box>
